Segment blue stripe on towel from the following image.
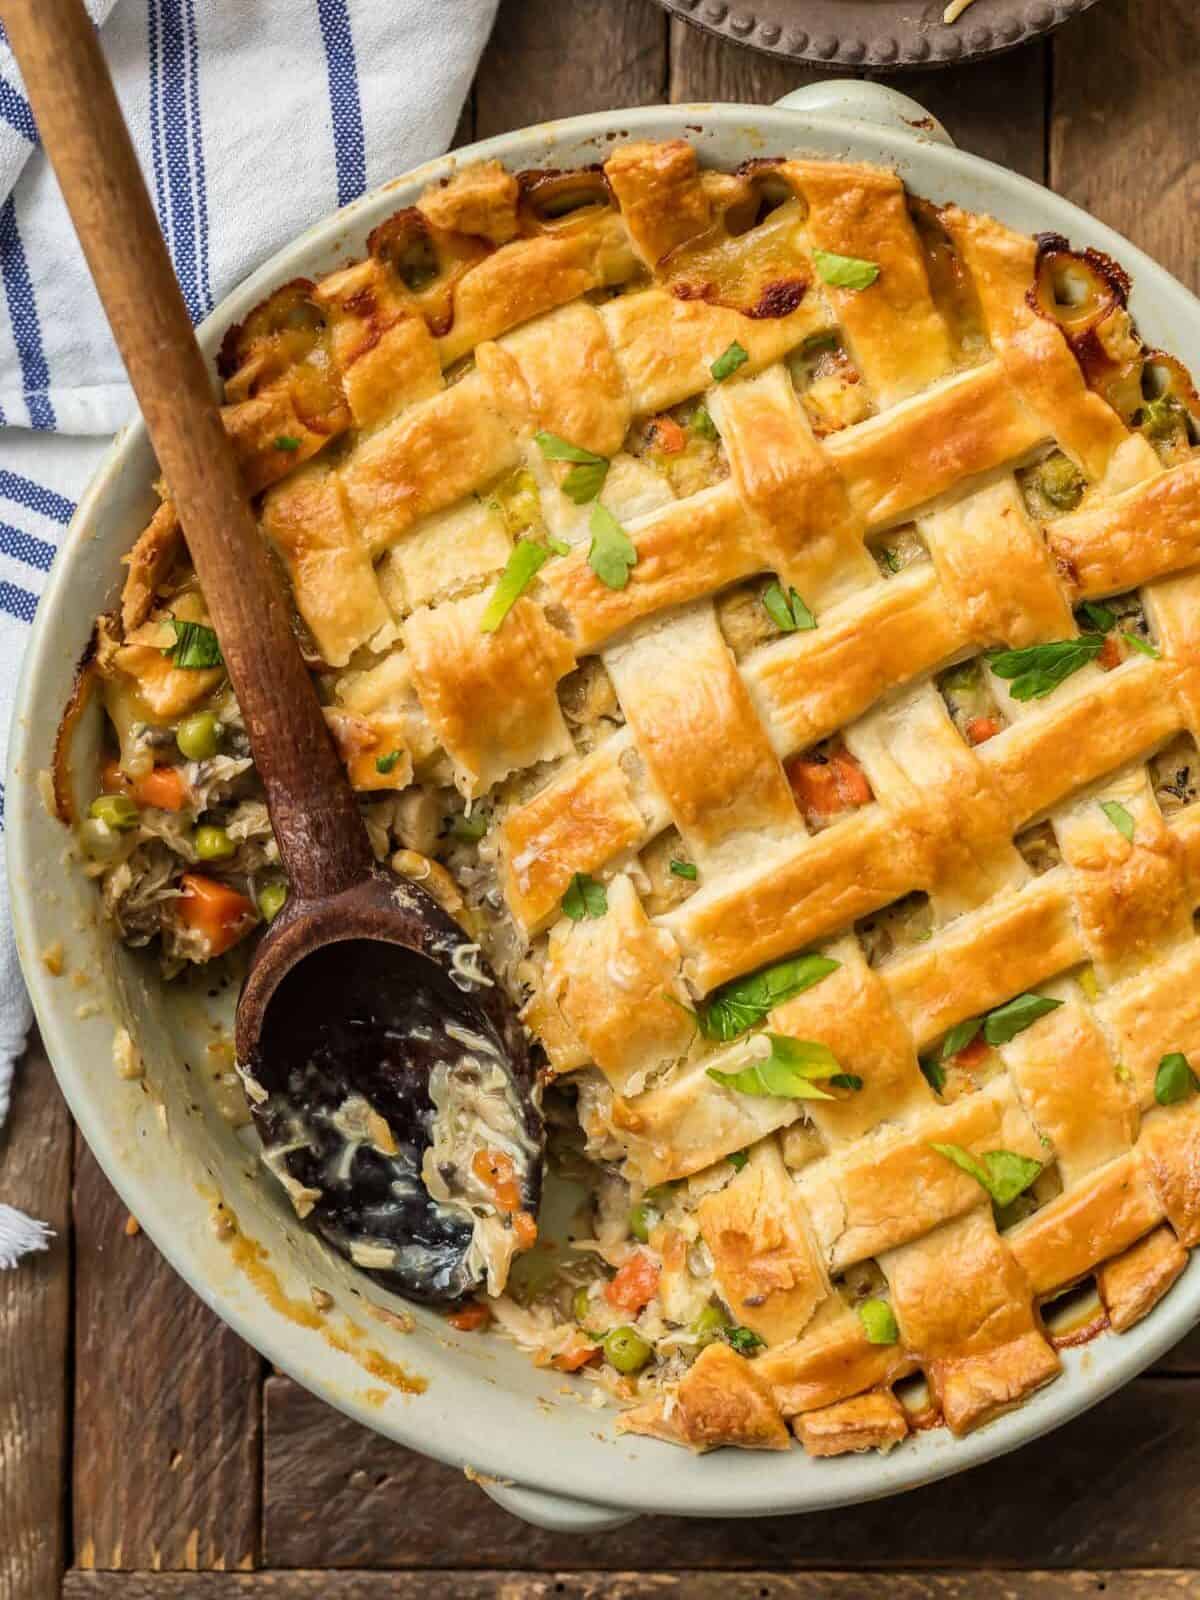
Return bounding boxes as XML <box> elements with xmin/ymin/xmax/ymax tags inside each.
<box><xmin>0</xmin><ymin>197</ymin><xmax>54</xmax><ymax>430</ymax></box>
<box><xmin>147</xmin><ymin>0</ymin><xmax>170</xmax><ymax>240</ymax></box>
<box><xmin>0</xmin><ymin>75</ymin><xmax>36</xmax><ymax>144</ymax></box>
<box><xmin>316</xmin><ymin>0</ymin><xmax>366</xmax><ymax>207</ymax></box>
<box><xmin>183</xmin><ymin>0</ymin><xmax>212</xmax><ymax>316</ymax></box>
<box><xmin>0</xmin><ymin>469</ymin><xmax>73</xmax><ymax>525</ymax></box>
<box><xmin>0</xmin><ymin>518</ymin><xmax>54</xmax><ymax>573</ymax></box>
<box><xmin>0</xmin><ymin>577</ymin><xmax>37</xmax><ymax>623</ymax></box>
<box><xmin>158</xmin><ymin>0</ymin><xmax>201</xmax><ymax>321</ymax></box>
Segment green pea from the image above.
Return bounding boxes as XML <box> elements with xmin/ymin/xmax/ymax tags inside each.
<box><xmin>88</xmin><ymin>794</ymin><xmax>138</xmax><ymax>831</ymax></box>
<box><xmin>629</xmin><ymin>1182</ymin><xmax>676</xmax><ymax>1243</ymax></box>
<box><xmin>175</xmin><ymin>710</ymin><xmax>221</xmax><ymax>761</ymax></box>
<box><xmin>572</xmin><ymin>1286</ymin><xmax>592</xmax><ymax>1325</ymax></box>
<box><xmin>691</xmin><ymin>1304</ymin><xmax>730</xmax><ymax>1346</ymax></box>
<box><xmin>194</xmin><ymin>824</ymin><xmax>235</xmax><ymax>861</ymax></box>
<box><xmin>1141</xmin><ymin>395</ymin><xmax>1185</xmax><ymax>442</ymax></box>
<box><xmin>258</xmin><ymin>881</ymin><xmax>288</xmax><ymax>923</ymax></box>
<box><xmin>1037</xmin><ymin>451</ymin><xmax>1084</xmax><ymax>511</ymax></box>
<box><xmin>629</xmin><ymin>1202</ymin><xmax>653</xmax><ymax>1243</ymax></box>
<box><xmin>603</xmin><ymin>1325</ymin><xmax>652</xmax><ymax>1375</ymax></box>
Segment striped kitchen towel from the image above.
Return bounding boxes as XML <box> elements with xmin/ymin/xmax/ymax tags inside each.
<box><xmin>0</xmin><ymin>0</ymin><xmax>499</xmax><ymax>1258</ymax></box>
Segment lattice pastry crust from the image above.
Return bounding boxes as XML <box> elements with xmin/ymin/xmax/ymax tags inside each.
<box><xmin>90</xmin><ymin>138</ymin><xmax>1200</xmax><ymax>1459</ymax></box>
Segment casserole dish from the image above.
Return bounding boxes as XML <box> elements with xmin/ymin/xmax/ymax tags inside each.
<box><xmin>10</xmin><ymin>78</ymin><xmax>1200</xmax><ymax>1532</ymax></box>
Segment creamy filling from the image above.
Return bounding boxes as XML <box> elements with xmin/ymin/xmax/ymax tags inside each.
<box><xmin>422</xmin><ymin>1022</ymin><xmax>541</xmax><ymax>1296</ymax></box>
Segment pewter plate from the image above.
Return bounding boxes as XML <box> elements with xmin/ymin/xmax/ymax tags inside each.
<box><xmin>656</xmin><ymin>0</ymin><xmax>1101</xmax><ymax>70</ymax></box>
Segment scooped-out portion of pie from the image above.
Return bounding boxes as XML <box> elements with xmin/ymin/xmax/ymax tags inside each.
<box><xmin>57</xmin><ymin>136</ymin><xmax>1200</xmax><ymax>1457</ymax></box>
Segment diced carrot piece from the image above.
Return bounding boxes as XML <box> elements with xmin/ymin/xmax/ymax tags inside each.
<box><xmin>472</xmin><ymin>1148</ymin><xmax>522</xmax><ymax>1214</ymax></box>
<box><xmin>134</xmin><ymin>765</ymin><xmax>189</xmax><ymax>812</ymax></box>
<box><xmin>650</xmin><ymin>415</ymin><xmax>686</xmax><ymax>454</ymax></box>
<box><xmin>786</xmin><ymin>758</ymin><xmax>843</xmax><ymax>822</ymax></box>
<box><xmin>787</xmin><ymin>750</ymin><xmax>871</xmax><ymax>824</ymax></box>
<box><xmin>177</xmin><ymin>873</ymin><xmax>256</xmax><ymax>957</ymax></box>
<box><xmin>101</xmin><ymin>758</ymin><xmax>130</xmax><ymax>795</ymax></box>
<box><xmin>552</xmin><ymin>1336</ymin><xmax>601</xmax><ymax>1372</ymax></box>
<box><xmin>965</xmin><ymin>715</ymin><xmax>1002</xmax><ymax>746</ymax></box>
<box><xmin>605</xmin><ymin>1251</ymin><xmax>660</xmax><ymax>1313</ymax></box>
<box><xmin>830</xmin><ymin>750</ymin><xmax>872</xmax><ymax>808</ymax></box>
<box><xmin>953</xmin><ymin>1034</ymin><xmax>991</xmax><ymax>1069</ymax></box>
<box><xmin>448</xmin><ymin>1301</ymin><xmax>491</xmax><ymax>1332</ymax></box>
<box><xmin>512</xmin><ymin>1211</ymin><xmax>538</xmax><ymax>1251</ymax></box>
<box><xmin>1098</xmin><ymin>634</ymin><xmax>1122</xmax><ymax>671</ymax></box>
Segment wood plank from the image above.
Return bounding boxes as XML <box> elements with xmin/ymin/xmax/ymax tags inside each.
<box><xmin>0</xmin><ymin>1032</ymin><xmax>71</xmax><ymax>1600</ymax></box>
<box><xmin>667</xmin><ymin>22</ymin><xmax>1048</xmax><ymax>182</ymax></box>
<box><xmin>58</xmin><ymin>1572</ymin><xmax>1200</xmax><ymax>1599</ymax></box>
<box><xmin>72</xmin><ymin>1142</ymin><xmax>262</xmax><ymax>1572</ymax></box>
<box><xmin>263</xmin><ymin>1371</ymin><xmax>1200</xmax><ymax>1570</ymax></box>
<box><xmin>668</xmin><ymin>15</ymin><xmax>806</xmax><ymax>104</ymax></box>
<box><xmin>1153</xmin><ymin>1324</ymin><xmax>1200</xmax><ymax>1374</ymax></box>
<box><xmin>1051</xmin><ymin>0</ymin><xmax>1199</xmax><ymax>292</ymax></box>
<box><xmin>475</xmin><ymin>0</ymin><xmax>667</xmax><ymax>138</ymax></box>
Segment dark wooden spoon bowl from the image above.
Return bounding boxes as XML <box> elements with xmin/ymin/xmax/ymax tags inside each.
<box><xmin>240</xmin><ymin>873</ymin><xmax>541</xmax><ymax>1304</ymax></box>
<box><xmin>5</xmin><ymin>0</ymin><xmax>542</xmax><ymax>1303</ymax></box>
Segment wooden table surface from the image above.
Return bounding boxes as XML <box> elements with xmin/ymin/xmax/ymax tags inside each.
<box><xmin>2</xmin><ymin>1</ymin><xmax>1198</xmax><ymax>1595</ymax></box>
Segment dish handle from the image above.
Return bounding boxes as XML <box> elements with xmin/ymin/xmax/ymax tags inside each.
<box><xmin>475</xmin><ymin>1477</ymin><xmax>637</xmax><ymax>1532</ymax></box>
<box><xmin>773</xmin><ymin>80</ymin><xmax>955</xmax><ymax>148</ymax></box>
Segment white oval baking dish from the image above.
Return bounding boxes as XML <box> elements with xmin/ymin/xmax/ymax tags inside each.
<box><xmin>10</xmin><ymin>80</ymin><xmax>1200</xmax><ymax>1534</ymax></box>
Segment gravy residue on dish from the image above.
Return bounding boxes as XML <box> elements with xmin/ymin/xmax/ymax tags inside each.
<box><xmin>213</xmin><ymin>1199</ymin><xmax>427</xmax><ymax>1395</ymax></box>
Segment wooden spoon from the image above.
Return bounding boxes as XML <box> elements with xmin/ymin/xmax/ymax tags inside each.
<box><xmin>5</xmin><ymin>0</ymin><xmax>541</xmax><ymax>1303</ymax></box>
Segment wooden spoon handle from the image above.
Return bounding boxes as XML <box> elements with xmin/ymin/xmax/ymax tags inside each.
<box><xmin>2</xmin><ymin>0</ymin><xmax>373</xmax><ymax>904</ymax></box>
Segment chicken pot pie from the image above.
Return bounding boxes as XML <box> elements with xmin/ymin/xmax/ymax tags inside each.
<box><xmin>58</xmin><ymin>138</ymin><xmax>1200</xmax><ymax>1459</ymax></box>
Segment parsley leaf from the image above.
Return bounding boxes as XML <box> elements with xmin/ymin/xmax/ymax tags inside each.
<box><xmin>274</xmin><ymin>434</ymin><xmax>302</xmax><ymax>452</ymax></box>
<box><xmin>1080</xmin><ymin>601</ymin><xmax>1115</xmax><ymax>633</ymax></box>
<box><xmin>690</xmin><ymin>404</ymin><xmax>718</xmax><ymax>441</ymax></box>
<box><xmin>1123</xmin><ymin>631</ymin><xmax>1160</xmax><ymax>659</ymax></box>
<box><xmin>988</xmin><ymin>635</ymin><xmax>1104</xmax><ymax>700</ymax></box>
<box><xmin>983</xmin><ymin>992</ymin><xmax>1062</xmax><ymax>1045</ymax></box>
<box><xmin>919</xmin><ymin>1056</ymin><xmax>946</xmax><ymax>1095</ymax></box>
<box><xmin>163</xmin><ymin>618</ymin><xmax>223</xmax><ymax>670</ymax></box>
<box><xmin>725</xmin><ymin>1325</ymin><xmax>764</xmax><ymax>1355</ymax></box>
<box><xmin>546</xmin><ymin>535</ymin><xmax>571</xmax><ymax>556</ymax></box>
<box><xmin>710</xmin><ymin>341</ymin><xmax>748</xmax><ymax>382</ymax></box>
<box><xmin>858</xmin><ymin>1299</ymin><xmax>899</xmax><ymax>1345</ymax></box>
<box><xmin>931</xmin><ymin>1143</ymin><xmax>1042</xmax><ymax>1208</ymax></box>
<box><xmin>699</xmin><ymin>954</ymin><xmax>840</xmax><ymax>1042</ymax></box>
<box><xmin>562</xmin><ymin>872</ymin><xmax>607</xmax><ymax>921</ymax></box>
<box><xmin>534</xmin><ymin>430</ymin><xmax>606</xmax><ymax>466</ymax></box>
<box><xmin>940</xmin><ymin>1016</ymin><xmax>983</xmax><ymax>1061</ymax></box>
<box><xmin>763</xmin><ymin>580</ymin><xmax>816</xmax><ymax>634</ymax></box>
<box><xmin>812</xmin><ymin>249</ymin><xmax>880</xmax><ymax>291</ymax></box>
<box><xmin>587</xmin><ymin>504</ymin><xmax>637</xmax><ymax>590</ymax></box>
<box><xmin>706</xmin><ymin>1034</ymin><xmax>841</xmax><ymax>1101</ymax></box>
<box><xmin>727</xmin><ymin>1149</ymin><xmax>749</xmax><ymax>1171</ymax></box>
<box><xmin>1155</xmin><ymin>1051</ymin><xmax>1197</xmax><ymax>1106</ymax></box>
<box><xmin>830</xmin><ymin>1073</ymin><xmax>864</xmax><ymax>1090</ymax></box>
<box><xmin>480</xmin><ymin>539</ymin><xmax>551</xmax><ymax>633</ymax></box>
<box><xmin>1100</xmin><ymin>799</ymin><xmax>1135</xmax><ymax>842</ymax></box>
<box><xmin>669</xmin><ymin>859</ymin><xmax>698</xmax><ymax>881</ymax></box>
<box><xmin>534</xmin><ymin>432</ymin><xmax>609</xmax><ymax>503</ymax></box>
<box><xmin>374</xmin><ymin>749</ymin><xmax>402</xmax><ymax>775</ymax></box>
<box><xmin>561</xmin><ymin>460</ymin><xmax>609</xmax><ymax>503</ymax></box>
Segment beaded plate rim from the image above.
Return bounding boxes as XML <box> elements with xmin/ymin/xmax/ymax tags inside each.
<box><xmin>656</xmin><ymin>0</ymin><xmax>1103</xmax><ymax>71</ymax></box>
